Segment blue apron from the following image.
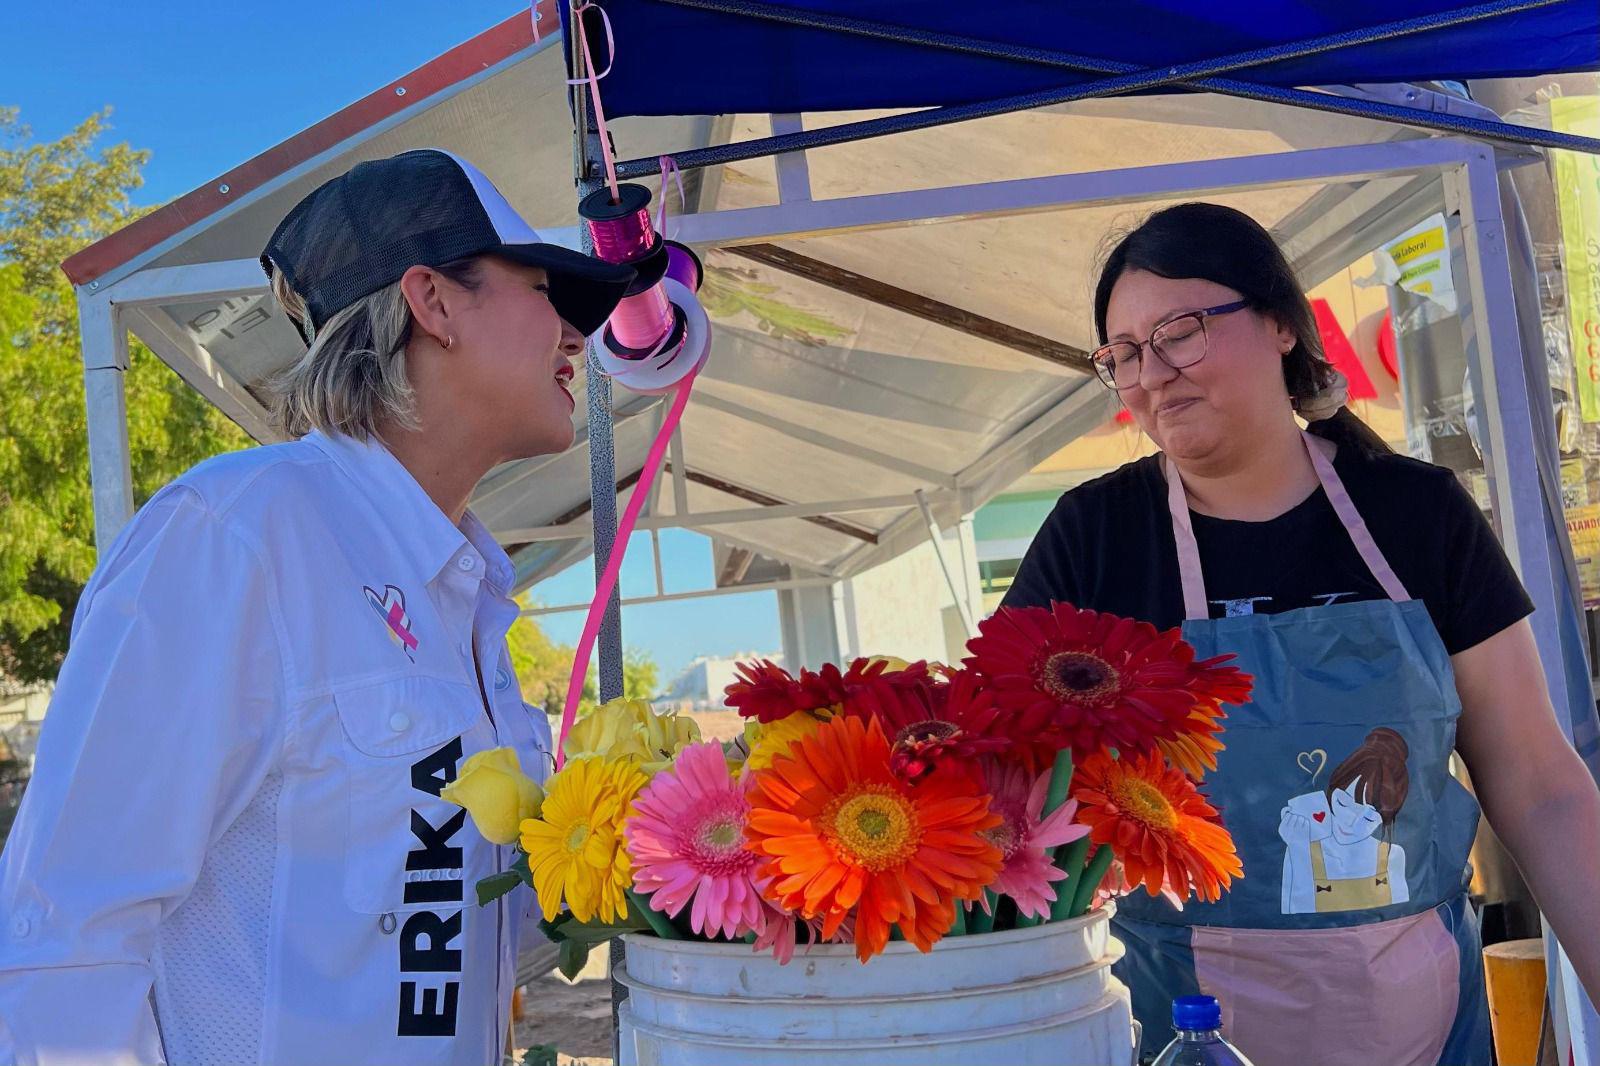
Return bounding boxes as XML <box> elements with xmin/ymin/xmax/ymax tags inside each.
<box><xmin>1116</xmin><ymin>433</ymin><xmax>1490</xmax><ymax>1066</ymax></box>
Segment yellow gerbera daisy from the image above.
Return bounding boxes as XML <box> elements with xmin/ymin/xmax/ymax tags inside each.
<box><xmin>742</xmin><ymin>710</ymin><xmax>824</xmax><ymax>774</ymax></box>
<box><xmin>520</xmin><ymin>756</ymin><xmax>648</xmax><ymax>923</ymax></box>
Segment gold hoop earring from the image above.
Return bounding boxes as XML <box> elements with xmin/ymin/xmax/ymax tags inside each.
<box><xmin>442</xmin><ymin>335</ymin><xmax>454</xmax><ymax>351</ymax></box>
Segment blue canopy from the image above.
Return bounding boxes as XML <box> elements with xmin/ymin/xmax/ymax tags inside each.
<box><xmin>567</xmin><ymin>1</ymin><xmax>1599</xmax><ymax>119</ymax></box>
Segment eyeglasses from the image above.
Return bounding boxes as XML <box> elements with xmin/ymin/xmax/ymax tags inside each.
<box><xmin>1090</xmin><ymin>300</ymin><xmax>1250</xmax><ymax>391</ymax></box>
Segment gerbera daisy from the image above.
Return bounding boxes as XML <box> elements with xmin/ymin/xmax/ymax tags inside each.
<box><xmin>842</xmin><ymin>668</ymin><xmax>1011</xmax><ymax>783</ymax></box>
<box><xmin>520</xmin><ymin>756</ymin><xmax>648</xmax><ymax>924</ymax></box>
<box><xmin>745</xmin><ymin>715</ymin><xmax>1003</xmax><ymax>962</ymax></box>
<box><xmin>978</xmin><ymin>759</ymin><xmax>1090</xmax><ymax>919</ymax></box>
<box><xmin>625</xmin><ymin>742</ymin><xmax>765</xmax><ymax>939</ymax></box>
<box><xmin>742</xmin><ymin>711</ymin><xmax>826</xmax><ymax>774</ymax></box>
<box><xmin>751</xmin><ymin>895</ymin><xmax>856</xmax><ymax>965</ymax></box>
<box><xmin>725</xmin><ymin>657</ymin><xmax>932</xmax><ymax>724</ymax></box>
<box><xmin>1070</xmin><ymin>749</ymin><xmax>1241</xmax><ymax>904</ymax></box>
<box><xmin>965</xmin><ymin>603</ymin><xmax>1252</xmax><ymax>768</ymax></box>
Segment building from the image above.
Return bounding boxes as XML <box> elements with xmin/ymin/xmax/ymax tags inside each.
<box><xmin>658</xmin><ymin>653</ymin><xmax>784</xmax><ymax>711</ymax></box>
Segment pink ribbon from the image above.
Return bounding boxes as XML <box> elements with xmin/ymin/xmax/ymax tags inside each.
<box><xmin>555</xmin><ymin>369</ymin><xmax>699</xmax><ymax>766</ymax></box>
<box><xmin>567</xmin><ymin>1</ymin><xmax>620</xmax><ymax>201</ymax></box>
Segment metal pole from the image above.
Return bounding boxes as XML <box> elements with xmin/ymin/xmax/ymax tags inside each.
<box><xmin>914</xmin><ymin>490</ymin><xmax>976</xmax><ymax>637</ymax></box>
<box><xmin>612</xmin><ymin>0</ymin><xmax>1597</xmax><ymax>179</ymax></box>
<box><xmin>567</xmin><ymin>7</ymin><xmax>630</xmax><ymax>1054</ymax></box>
<box><xmin>1458</xmin><ymin>146</ymin><xmax>1600</xmax><ymax>1066</ymax></box>
<box><xmin>77</xmin><ymin>291</ymin><xmax>135</xmax><ymax>552</ymax></box>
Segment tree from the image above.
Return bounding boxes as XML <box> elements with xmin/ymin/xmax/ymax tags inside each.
<box><xmin>506</xmin><ymin>608</ymin><xmax>660</xmax><ymax>718</ymax></box>
<box><xmin>0</xmin><ymin>108</ymin><xmax>250</xmax><ymax>681</ymax></box>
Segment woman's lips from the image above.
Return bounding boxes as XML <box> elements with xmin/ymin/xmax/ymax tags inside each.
<box><xmin>1157</xmin><ymin>397</ymin><xmax>1199</xmax><ymax>416</ymax></box>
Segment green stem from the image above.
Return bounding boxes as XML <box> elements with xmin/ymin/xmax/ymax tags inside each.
<box><xmin>969</xmin><ymin>891</ymin><xmax>998</xmax><ymax>935</ymax></box>
<box><xmin>1013</xmin><ymin>908</ymin><xmax>1040</xmax><ymax>929</ymax></box>
<box><xmin>1042</xmin><ymin>749</ymin><xmax>1074</xmax><ymax>817</ymax></box>
<box><xmin>626</xmin><ymin>889</ymin><xmax>683</xmax><ymax>940</ymax></box>
<box><xmin>1069</xmin><ymin>845</ymin><xmax>1115</xmax><ymax>918</ymax></box>
<box><xmin>1050</xmin><ymin>837</ymin><xmax>1093</xmax><ymax>922</ymax></box>
<box><xmin>948</xmin><ymin>905</ymin><xmax>967</xmax><ymax>936</ymax></box>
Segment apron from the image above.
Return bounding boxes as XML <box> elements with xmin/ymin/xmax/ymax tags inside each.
<box><xmin>1115</xmin><ymin>432</ymin><xmax>1490</xmax><ymax>1066</ymax></box>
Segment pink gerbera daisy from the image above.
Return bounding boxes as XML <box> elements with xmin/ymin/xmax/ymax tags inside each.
<box><xmin>624</xmin><ymin>741</ymin><xmax>765</xmax><ymax>939</ymax></box>
<box><xmin>979</xmin><ymin>758</ymin><xmax>1090</xmax><ymax>920</ymax></box>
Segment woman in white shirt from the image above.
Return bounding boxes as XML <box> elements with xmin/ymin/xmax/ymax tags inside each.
<box><xmin>0</xmin><ymin>149</ymin><xmax>634</xmax><ymax>1066</ymax></box>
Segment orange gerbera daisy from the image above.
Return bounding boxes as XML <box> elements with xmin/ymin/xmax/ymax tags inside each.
<box><xmin>1071</xmin><ymin>749</ymin><xmax>1241</xmax><ymax>904</ymax></box>
<box><xmin>965</xmin><ymin>603</ymin><xmax>1253</xmax><ymax>772</ymax></box>
<box><xmin>745</xmin><ymin>715</ymin><xmax>1003</xmax><ymax>962</ymax></box>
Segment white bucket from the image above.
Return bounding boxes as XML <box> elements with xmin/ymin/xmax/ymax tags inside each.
<box><xmin>615</xmin><ymin>905</ymin><xmax>1135</xmax><ymax>1066</ymax></box>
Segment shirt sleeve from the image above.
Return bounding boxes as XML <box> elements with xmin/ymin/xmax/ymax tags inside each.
<box><xmin>1001</xmin><ymin>496</ymin><xmax>1080</xmax><ymax>611</ymax></box>
<box><xmin>1436</xmin><ymin>472</ymin><xmax>1535</xmax><ymax>654</ymax></box>
<box><xmin>0</xmin><ymin>487</ymin><xmax>285</xmax><ymax>1066</ymax></box>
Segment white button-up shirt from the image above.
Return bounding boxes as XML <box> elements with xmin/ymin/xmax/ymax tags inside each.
<box><xmin>0</xmin><ymin>431</ymin><xmax>554</xmax><ymax>1065</ymax></box>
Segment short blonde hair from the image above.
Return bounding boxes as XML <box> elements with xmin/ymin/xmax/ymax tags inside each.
<box><xmin>265</xmin><ymin>257</ymin><xmax>484</xmax><ymax>440</ymax></box>
<box><xmin>266</xmin><ymin>268</ymin><xmax>416</xmax><ymax>441</ymax></box>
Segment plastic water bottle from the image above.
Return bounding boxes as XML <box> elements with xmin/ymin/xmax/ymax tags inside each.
<box><xmin>1150</xmin><ymin>995</ymin><xmax>1256</xmax><ymax>1065</ymax></box>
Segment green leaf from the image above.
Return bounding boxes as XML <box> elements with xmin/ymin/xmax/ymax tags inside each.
<box><xmin>475</xmin><ymin>871</ymin><xmax>524</xmax><ymax>907</ymax></box>
<box><xmin>520</xmin><ymin>1045</ymin><xmax>558</xmax><ymax>1066</ymax></box>
<box><xmin>557</xmin><ymin>938</ymin><xmax>593</xmax><ymax>982</ymax></box>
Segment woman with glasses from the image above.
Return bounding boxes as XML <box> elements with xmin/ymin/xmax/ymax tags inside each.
<box><xmin>1004</xmin><ymin>202</ymin><xmax>1600</xmax><ymax>1065</ymax></box>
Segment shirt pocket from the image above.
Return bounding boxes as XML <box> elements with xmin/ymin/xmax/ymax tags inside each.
<box><xmin>333</xmin><ymin>675</ymin><xmax>485</xmax><ymax>916</ymax></box>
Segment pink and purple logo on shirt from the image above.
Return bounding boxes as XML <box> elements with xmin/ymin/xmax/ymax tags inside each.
<box><xmin>363</xmin><ymin>584</ymin><xmax>418</xmax><ymax>661</ymax></box>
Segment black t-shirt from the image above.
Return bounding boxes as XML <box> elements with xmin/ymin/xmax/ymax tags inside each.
<box><xmin>1002</xmin><ymin>448</ymin><xmax>1533</xmax><ymax>655</ymax></box>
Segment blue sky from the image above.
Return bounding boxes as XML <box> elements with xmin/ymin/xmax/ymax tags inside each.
<box><xmin>4</xmin><ymin>0</ymin><xmax>783</xmax><ymax>684</ymax></box>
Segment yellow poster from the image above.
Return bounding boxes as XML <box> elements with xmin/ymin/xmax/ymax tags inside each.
<box><xmin>1566</xmin><ymin>504</ymin><xmax>1600</xmax><ymax>609</ymax></box>
<box><xmin>1552</xmin><ymin>97</ymin><xmax>1600</xmax><ymax>422</ymax></box>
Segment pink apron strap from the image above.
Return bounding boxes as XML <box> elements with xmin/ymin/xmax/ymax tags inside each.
<box><xmin>1165</xmin><ymin>430</ymin><xmax>1411</xmax><ymax>621</ymax></box>
<box><xmin>1166</xmin><ymin>454</ymin><xmax>1212</xmax><ymax>621</ymax></box>
<box><xmin>1302</xmin><ymin>432</ymin><xmax>1412</xmax><ymax>603</ymax></box>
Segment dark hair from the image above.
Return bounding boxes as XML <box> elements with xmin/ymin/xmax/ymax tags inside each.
<box><xmin>1327</xmin><ymin>727</ymin><xmax>1410</xmax><ymax>831</ymax></box>
<box><xmin>1094</xmin><ymin>202</ymin><xmax>1390</xmax><ymax>455</ymax></box>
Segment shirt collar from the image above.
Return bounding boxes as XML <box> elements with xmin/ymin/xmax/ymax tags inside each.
<box><xmin>305</xmin><ymin>431</ymin><xmax>515</xmax><ymax>593</ymax></box>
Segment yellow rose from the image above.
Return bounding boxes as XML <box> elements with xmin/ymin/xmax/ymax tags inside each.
<box><xmin>562</xmin><ymin>698</ymin><xmax>701</xmax><ymax>774</ymax></box>
<box><xmin>440</xmin><ymin>747</ymin><xmax>544</xmax><ymax>845</ymax></box>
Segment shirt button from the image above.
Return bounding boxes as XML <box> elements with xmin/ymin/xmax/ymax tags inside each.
<box><xmin>11</xmin><ymin>916</ymin><xmax>31</xmax><ymax>938</ymax></box>
<box><xmin>389</xmin><ymin>712</ymin><xmax>411</xmax><ymax>732</ymax></box>
<box><xmin>458</xmin><ymin>556</ymin><xmax>476</xmax><ymax>572</ymax></box>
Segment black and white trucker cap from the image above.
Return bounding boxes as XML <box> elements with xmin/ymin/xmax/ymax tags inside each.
<box><xmin>261</xmin><ymin>149</ymin><xmax>636</xmax><ymax>341</ymax></box>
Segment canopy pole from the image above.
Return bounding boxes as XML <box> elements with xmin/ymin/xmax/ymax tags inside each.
<box><xmin>77</xmin><ymin>290</ymin><xmax>135</xmax><ymax>553</ymax></box>
<box><xmin>611</xmin><ymin>0</ymin><xmax>1597</xmax><ymax>179</ymax></box>
<box><xmin>914</xmin><ymin>489</ymin><xmax>977</xmax><ymax>638</ymax></box>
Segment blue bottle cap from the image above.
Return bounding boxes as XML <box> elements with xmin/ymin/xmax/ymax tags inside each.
<box><xmin>1173</xmin><ymin>995</ymin><xmax>1222</xmax><ymax>1031</ymax></box>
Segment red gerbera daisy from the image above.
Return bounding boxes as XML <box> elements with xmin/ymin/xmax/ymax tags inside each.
<box><xmin>842</xmin><ymin>668</ymin><xmax>1012</xmax><ymax>783</ymax></box>
<box><xmin>964</xmin><ymin>603</ymin><xmax>1252</xmax><ymax>769</ymax></box>
<box><xmin>725</xmin><ymin>657</ymin><xmax>932</xmax><ymax>724</ymax></box>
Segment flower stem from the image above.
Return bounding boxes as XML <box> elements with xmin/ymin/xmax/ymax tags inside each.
<box><xmin>969</xmin><ymin>891</ymin><xmax>998</xmax><ymax>935</ymax></box>
<box><xmin>1069</xmin><ymin>845</ymin><xmax>1114</xmax><ymax>918</ymax></box>
<box><xmin>1050</xmin><ymin>837</ymin><xmax>1093</xmax><ymax>922</ymax></box>
<box><xmin>1042</xmin><ymin>748</ymin><xmax>1074</xmax><ymax>817</ymax></box>
<box><xmin>1014</xmin><ymin>907</ymin><xmax>1040</xmax><ymax>929</ymax></box>
<box><xmin>626</xmin><ymin>889</ymin><xmax>683</xmax><ymax>940</ymax></box>
<box><xmin>948</xmin><ymin>904</ymin><xmax>967</xmax><ymax>936</ymax></box>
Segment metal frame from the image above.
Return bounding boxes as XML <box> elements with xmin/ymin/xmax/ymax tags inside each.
<box><xmin>71</xmin><ymin>58</ymin><xmax>1599</xmax><ymax>1059</ymax></box>
<box><xmin>606</xmin><ymin>0</ymin><xmax>1600</xmax><ymax>179</ymax></box>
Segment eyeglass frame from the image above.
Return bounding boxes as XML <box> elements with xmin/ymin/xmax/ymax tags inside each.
<box><xmin>1089</xmin><ymin>299</ymin><xmax>1251</xmax><ymax>391</ymax></box>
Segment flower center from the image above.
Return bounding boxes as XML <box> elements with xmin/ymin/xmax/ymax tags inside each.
<box><xmin>565</xmin><ymin>823</ymin><xmax>592</xmax><ymax>853</ymax></box>
<box><xmin>1037</xmin><ymin>650</ymin><xmax>1120</xmax><ymax>704</ymax></box>
<box><xmin>893</xmin><ymin>719</ymin><xmax>960</xmax><ymax>746</ymax></box>
<box><xmin>824</xmin><ymin>786</ymin><xmax>921</xmax><ymax>872</ymax></box>
<box><xmin>701</xmin><ymin>818</ymin><xmax>741</xmax><ymax>850</ymax></box>
<box><xmin>981</xmin><ymin>819</ymin><xmax>1021</xmax><ymax>860</ymax></box>
<box><xmin>1110</xmin><ymin>775</ymin><xmax>1178</xmax><ymax>831</ymax></box>
<box><xmin>681</xmin><ymin>797</ymin><xmax>758</xmax><ymax>876</ymax></box>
